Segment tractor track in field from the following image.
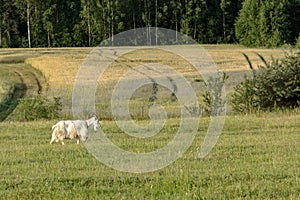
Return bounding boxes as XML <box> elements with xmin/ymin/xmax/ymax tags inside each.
<box><xmin>0</xmin><ymin>63</ymin><xmax>47</xmax><ymax>121</ymax></box>
<box><xmin>11</xmin><ymin>68</ymin><xmax>45</xmax><ymax>96</ymax></box>
<box><xmin>33</xmin><ymin>72</ymin><xmax>43</xmax><ymax>94</ymax></box>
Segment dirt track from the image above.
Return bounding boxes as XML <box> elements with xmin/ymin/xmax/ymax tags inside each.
<box><xmin>0</xmin><ymin>63</ymin><xmax>47</xmax><ymax>121</ymax></box>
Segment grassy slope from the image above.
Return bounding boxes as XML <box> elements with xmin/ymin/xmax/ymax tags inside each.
<box><xmin>0</xmin><ymin>49</ymin><xmax>48</xmax><ymax>120</ymax></box>
<box><xmin>0</xmin><ymin>112</ymin><xmax>299</xmax><ymax>199</ymax></box>
<box><xmin>0</xmin><ymin>63</ymin><xmax>47</xmax><ymax>120</ymax></box>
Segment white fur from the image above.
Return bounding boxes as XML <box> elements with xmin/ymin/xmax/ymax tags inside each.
<box><xmin>50</xmin><ymin>115</ymin><xmax>100</xmax><ymax>145</ymax></box>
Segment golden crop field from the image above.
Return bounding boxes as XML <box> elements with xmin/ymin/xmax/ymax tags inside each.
<box><xmin>24</xmin><ymin>45</ymin><xmax>286</xmax><ymax>89</ymax></box>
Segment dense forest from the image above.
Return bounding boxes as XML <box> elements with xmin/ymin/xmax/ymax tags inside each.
<box><xmin>0</xmin><ymin>0</ymin><xmax>299</xmax><ymax>48</ymax></box>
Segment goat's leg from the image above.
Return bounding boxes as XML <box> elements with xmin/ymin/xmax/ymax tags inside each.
<box><xmin>58</xmin><ymin>133</ymin><xmax>65</xmax><ymax>145</ymax></box>
<box><xmin>50</xmin><ymin>134</ymin><xmax>56</xmax><ymax>144</ymax></box>
<box><xmin>77</xmin><ymin>139</ymin><xmax>80</xmax><ymax>144</ymax></box>
<box><xmin>50</xmin><ymin>137</ymin><xmax>55</xmax><ymax>144</ymax></box>
<box><xmin>59</xmin><ymin>136</ymin><xmax>65</xmax><ymax>145</ymax></box>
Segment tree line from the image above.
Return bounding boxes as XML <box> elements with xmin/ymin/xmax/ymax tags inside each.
<box><xmin>0</xmin><ymin>0</ymin><xmax>299</xmax><ymax>48</ymax></box>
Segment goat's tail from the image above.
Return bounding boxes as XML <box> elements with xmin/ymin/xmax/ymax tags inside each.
<box><xmin>52</xmin><ymin>121</ymin><xmax>66</xmax><ymax>130</ymax></box>
<box><xmin>52</xmin><ymin>124</ymin><xmax>57</xmax><ymax>130</ymax></box>
<box><xmin>52</xmin><ymin>121</ymin><xmax>61</xmax><ymax>130</ymax></box>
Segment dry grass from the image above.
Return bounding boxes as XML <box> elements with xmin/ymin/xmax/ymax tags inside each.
<box><xmin>100</xmin><ymin>48</ymin><xmax>196</xmax><ymax>84</ymax></box>
<box><xmin>26</xmin><ymin>54</ymin><xmax>86</xmax><ymax>90</ymax></box>
<box><xmin>25</xmin><ymin>45</ymin><xmax>287</xmax><ymax>89</ymax></box>
<box><xmin>203</xmin><ymin>45</ymin><xmax>286</xmax><ymax>71</ymax></box>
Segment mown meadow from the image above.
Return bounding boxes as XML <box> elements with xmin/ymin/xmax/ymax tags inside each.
<box><xmin>0</xmin><ymin>46</ymin><xmax>299</xmax><ymax>199</ymax></box>
<box><xmin>0</xmin><ymin>113</ymin><xmax>299</xmax><ymax>199</ymax></box>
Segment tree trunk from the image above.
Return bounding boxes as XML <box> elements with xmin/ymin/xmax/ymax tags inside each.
<box><xmin>185</xmin><ymin>0</ymin><xmax>189</xmax><ymax>43</ymax></box>
<box><xmin>223</xmin><ymin>12</ymin><xmax>226</xmax><ymax>41</ymax></box>
<box><xmin>0</xmin><ymin>21</ymin><xmax>2</xmax><ymax>47</ymax></box>
<box><xmin>194</xmin><ymin>23</ymin><xmax>197</xmax><ymax>40</ymax></box>
<box><xmin>111</xmin><ymin>6</ymin><xmax>114</xmax><ymax>45</ymax></box>
<box><xmin>47</xmin><ymin>30</ymin><xmax>50</xmax><ymax>47</ymax></box>
<box><xmin>220</xmin><ymin>0</ymin><xmax>227</xmax><ymax>42</ymax></box>
<box><xmin>27</xmin><ymin>0</ymin><xmax>31</xmax><ymax>48</ymax></box>
<box><xmin>175</xmin><ymin>20</ymin><xmax>178</xmax><ymax>42</ymax></box>
<box><xmin>133</xmin><ymin>10</ymin><xmax>136</xmax><ymax>45</ymax></box>
<box><xmin>0</xmin><ymin>10</ymin><xmax>1</xmax><ymax>47</ymax></box>
<box><xmin>87</xmin><ymin>0</ymin><xmax>91</xmax><ymax>47</ymax></box>
<box><xmin>147</xmin><ymin>0</ymin><xmax>151</xmax><ymax>45</ymax></box>
<box><xmin>155</xmin><ymin>0</ymin><xmax>158</xmax><ymax>45</ymax></box>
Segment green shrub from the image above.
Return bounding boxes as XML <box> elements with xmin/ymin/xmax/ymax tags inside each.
<box><xmin>15</xmin><ymin>94</ymin><xmax>62</xmax><ymax>121</ymax></box>
<box><xmin>232</xmin><ymin>52</ymin><xmax>300</xmax><ymax>113</ymax></box>
<box><xmin>202</xmin><ymin>72</ymin><xmax>228</xmax><ymax>116</ymax></box>
<box><xmin>231</xmin><ymin>76</ymin><xmax>257</xmax><ymax>113</ymax></box>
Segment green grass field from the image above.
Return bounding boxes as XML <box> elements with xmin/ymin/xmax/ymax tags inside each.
<box><xmin>0</xmin><ymin>46</ymin><xmax>299</xmax><ymax>199</ymax></box>
<box><xmin>0</xmin><ymin>113</ymin><xmax>299</xmax><ymax>199</ymax></box>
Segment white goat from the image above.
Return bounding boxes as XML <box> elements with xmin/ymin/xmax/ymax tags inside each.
<box><xmin>50</xmin><ymin>115</ymin><xmax>101</xmax><ymax>145</ymax></box>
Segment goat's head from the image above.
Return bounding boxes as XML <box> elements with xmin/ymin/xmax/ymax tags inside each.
<box><xmin>92</xmin><ymin>117</ymin><xmax>101</xmax><ymax>131</ymax></box>
<box><xmin>90</xmin><ymin>114</ymin><xmax>101</xmax><ymax>131</ymax></box>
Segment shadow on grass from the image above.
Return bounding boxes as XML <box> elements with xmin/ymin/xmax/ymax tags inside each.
<box><xmin>0</xmin><ymin>83</ymin><xmax>27</xmax><ymax>121</ymax></box>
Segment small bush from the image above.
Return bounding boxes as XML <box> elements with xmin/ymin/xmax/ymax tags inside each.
<box><xmin>231</xmin><ymin>76</ymin><xmax>257</xmax><ymax>113</ymax></box>
<box><xmin>232</xmin><ymin>52</ymin><xmax>300</xmax><ymax>113</ymax></box>
<box><xmin>202</xmin><ymin>72</ymin><xmax>228</xmax><ymax>116</ymax></box>
<box><xmin>16</xmin><ymin>94</ymin><xmax>62</xmax><ymax>121</ymax></box>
